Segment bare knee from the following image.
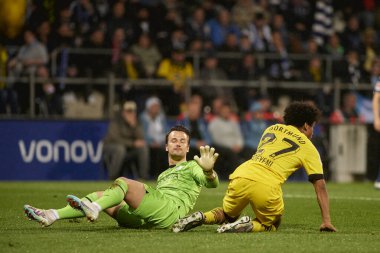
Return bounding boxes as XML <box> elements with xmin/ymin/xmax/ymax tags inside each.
<box><xmin>105</xmin><ymin>204</ymin><xmax>125</xmax><ymax>219</ymax></box>
<box><xmin>116</xmin><ymin>177</ymin><xmax>140</xmax><ymax>189</ymax></box>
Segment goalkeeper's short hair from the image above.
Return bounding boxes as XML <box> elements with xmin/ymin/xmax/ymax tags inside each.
<box><xmin>165</xmin><ymin>125</ymin><xmax>191</xmax><ymax>144</ymax></box>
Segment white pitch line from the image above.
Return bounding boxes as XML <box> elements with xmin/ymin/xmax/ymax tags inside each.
<box><xmin>284</xmin><ymin>194</ymin><xmax>380</xmax><ymax>201</ymax></box>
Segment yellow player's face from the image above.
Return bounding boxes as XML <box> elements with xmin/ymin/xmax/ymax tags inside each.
<box><xmin>166</xmin><ymin>131</ymin><xmax>190</xmax><ymax>160</ymax></box>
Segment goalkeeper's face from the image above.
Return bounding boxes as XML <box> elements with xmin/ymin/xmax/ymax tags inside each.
<box><xmin>166</xmin><ymin>131</ymin><xmax>190</xmax><ymax>161</ymax></box>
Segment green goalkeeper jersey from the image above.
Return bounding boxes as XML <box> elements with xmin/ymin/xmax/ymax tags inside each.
<box><xmin>156</xmin><ymin>160</ymin><xmax>219</xmax><ymax>217</ymax></box>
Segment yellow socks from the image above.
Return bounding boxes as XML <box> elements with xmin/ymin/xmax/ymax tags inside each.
<box><xmin>252</xmin><ymin>219</ymin><xmax>277</xmax><ymax>232</ymax></box>
<box><xmin>204</xmin><ymin>207</ymin><xmax>226</xmax><ymax>225</ymax></box>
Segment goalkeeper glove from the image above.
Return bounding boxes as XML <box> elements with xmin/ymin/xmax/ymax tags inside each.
<box><xmin>194</xmin><ymin>145</ymin><xmax>219</xmax><ymax>178</ymax></box>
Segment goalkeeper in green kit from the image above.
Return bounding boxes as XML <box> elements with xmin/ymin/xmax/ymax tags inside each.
<box><xmin>24</xmin><ymin>125</ymin><xmax>219</xmax><ymax>229</ymax></box>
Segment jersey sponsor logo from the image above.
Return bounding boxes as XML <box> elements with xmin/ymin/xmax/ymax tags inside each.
<box><xmin>18</xmin><ymin>140</ymin><xmax>103</xmax><ymax>163</ymax></box>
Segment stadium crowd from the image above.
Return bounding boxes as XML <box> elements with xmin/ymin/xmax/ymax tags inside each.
<box><xmin>0</xmin><ymin>0</ymin><xmax>379</xmax><ymax>116</ymax></box>
<box><xmin>1</xmin><ymin>0</ymin><xmax>380</xmax><ymax>180</ymax></box>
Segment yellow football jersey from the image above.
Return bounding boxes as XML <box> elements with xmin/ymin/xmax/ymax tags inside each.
<box><xmin>230</xmin><ymin>124</ymin><xmax>323</xmax><ymax>185</ymax></box>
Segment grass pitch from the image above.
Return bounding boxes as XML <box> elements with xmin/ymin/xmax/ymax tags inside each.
<box><xmin>1</xmin><ymin>181</ymin><xmax>380</xmax><ymax>253</ymax></box>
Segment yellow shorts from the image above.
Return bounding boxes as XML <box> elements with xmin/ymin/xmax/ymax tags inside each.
<box><xmin>223</xmin><ymin>177</ymin><xmax>284</xmax><ymax>226</ymax></box>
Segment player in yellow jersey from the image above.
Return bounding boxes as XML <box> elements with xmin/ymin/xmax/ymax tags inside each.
<box><xmin>172</xmin><ymin>101</ymin><xmax>337</xmax><ymax>233</ymax></box>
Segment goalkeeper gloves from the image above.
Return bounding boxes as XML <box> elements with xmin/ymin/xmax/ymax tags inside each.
<box><xmin>194</xmin><ymin>145</ymin><xmax>219</xmax><ymax>179</ymax></box>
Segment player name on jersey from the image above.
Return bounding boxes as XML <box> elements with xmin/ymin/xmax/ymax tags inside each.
<box><xmin>268</xmin><ymin>125</ymin><xmax>306</xmax><ymax>144</ymax></box>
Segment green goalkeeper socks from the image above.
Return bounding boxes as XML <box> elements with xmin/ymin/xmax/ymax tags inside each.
<box><xmin>94</xmin><ymin>178</ymin><xmax>128</xmax><ymax>210</ymax></box>
<box><xmin>55</xmin><ymin>178</ymin><xmax>128</xmax><ymax>219</ymax></box>
<box><xmin>56</xmin><ymin>192</ymin><xmax>100</xmax><ymax>219</ymax></box>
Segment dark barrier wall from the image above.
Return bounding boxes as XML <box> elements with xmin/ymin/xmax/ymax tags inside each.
<box><xmin>0</xmin><ymin>120</ymin><xmax>108</xmax><ymax>180</ymax></box>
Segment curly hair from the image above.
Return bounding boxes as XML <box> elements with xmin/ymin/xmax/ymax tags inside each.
<box><xmin>165</xmin><ymin>125</ymin><xmax>191</xmax><ymax>144</ymax></box>
<box><xmin>283</xmin><ymin>101</ymin><xmax>321</xmax><ymax>127</ymax></box>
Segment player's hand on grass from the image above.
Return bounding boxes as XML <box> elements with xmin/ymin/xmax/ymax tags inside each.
<box><xmin>320</xmin><ymin>222</ymin><xmax>337</xmax><ymax>232</ymax></box>
<box><xmin>194</xmin><ymin>145</ymin><xmax>219</xmax><ymax>175</ymax></box>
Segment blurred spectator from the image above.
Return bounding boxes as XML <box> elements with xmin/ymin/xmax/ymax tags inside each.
<box><xmin>237</xmin><ymin>53</ymin><xmax>259</xmax><ymax>80</ymax></box>
<box><xmin>25</xmin><ymin>0</ymin><xmax>48</xmax><ymax>31</ymax></box>
<box><xmin>199</xmin><ymin>53</ymin><xmax>228</xmax><ymax>106</ymax></box>
<box><xmin>177</xmin><ymin>95</ymin><xmax>212</xmax><ymax>159</ymax></box>
<box><xmin>329</xmin><ymin>92</ymin><xmax>363</xmax><ymax>124</ymax></box>
<box><xmin>268</xmin><ymin>31</ymin><xmax>292</xmax><ymax>80</ymax></box>
<box><xmin>93</xmin><ymin>0</ymin><xmax>110</xmax><ymax>20</ymax></box>
<box><xmin>205</xmin><ymin>96</ymin><xmax>239</xmax><ymax>122</ymax></box>
<box><xmin>133</xmin><ymin>7</ymin><xmax>154</xmax><ymax>39</ymax></box>
<box><xmin>359</xmin><ymin>0</ymin><xmax>376</xmax><ymax>28</ymax></box>
<box><xmin>219</xmin><ymin>33</ymin><xmax>239</xmax><ymax>52</ymax></box>
<box><xmin>53</xmin><ymin>22</ymin><xmax>76</xmax><ymax>49</ymax></box>
<box><xmin>361</xmin><ymin>28</ymin><xmax>377</xmax><ymax>76</ymax></box>
<box><xmin>114</xmin><ymin>51</ymin><xmax>146</xmax><ymax>104</ymax></box>
<box><xmin>208</xmin><ymin>101</ymin><xmax>253</xmax><ymax>179</ymax></box>
<box><xmin>131</xmin><ymin>33</ymin><xmax>162</xmax><ymax>77</ymax></box>
<box><xmin>302</xmin><ymin>56</ymin><xmax>324</xmax><ymax>83</ymax></box>
<box><xmin>0</xmin><ymin>44</ymin><xmax>7</xmax><ymax>91</ymax></box>
<box><xmin>102</xmin><ymin>101</ymin><xmax>149</xmax><ymax>179</ymax></box>
<box><xmin>337</xmin><ymin>50</ymin><xmax>363</xmax><ymax>87</ymax></box>
<box><xmin>218</xmin><ymin>33</ymin><xmax>240</xmax><ymax>80</ymax></box>
<box><xmin>185</xmin><ymin>7</ymin><xmax>208</xmax><ymax>42</ymax></box>
<box><xmin>243</xmin><ymin>11</ymin><xmax>273</xmax><ymax>53</ymax></box>
<box><xmin>36</xmin><ymin>81</ymin><xmax>63</xmax><ymax>117</ymax></box>
<box><xmin>52</xmin><ymin>7</ymin><xmax>79</xmax><ymax>47</ymax></box>
<box><xmin>8</xmin><ymin>29</ymin><xmax>49</xmax><ymax>114</ymax></box>
<box><xmin>305</xmin><ymin>38</ymin><xmax>323</xmax><ymax>55</ymax></box>
<box><xmin>242</xmin><ymin>100</ymin><xmax>272</xmax><ymax>152</ymax></box>
<box><xmin>170</xmin><ymin>28</ymin><xmax>188</xmax><ymax>55</ymax></box>
<box><xmin>232</xmin><ymin>53</ymin><xmax>260</xmax><ymax>111</ymax></box>
<box><xmin>368</xmin><ymin>58</ymin><xmax>380</xmax><ymax>86</ymax></box>
<box><xmin>311</xmin><ymin>0</ymin><xmax>333</xmax><ymax>46</ymax></box>
<box><xmin>140</xmin><ymin>96</ymin><xmax>168</xmax><ymax>147</ymax></box>
<box><xmin>81</xmin><ymin>28</ymin><xmax>110</xmax><ymax>77</ymax></box>
<box><xmin>106</xmin><ymin>1</ymin><xmax>134</xmax><ymax>41</ymax></box>
<box><xmin>155</xmin><ymin>8</ymin><xmax>184</xmax><ymax>56</ymax></box>
<box><xmin>205</xmin><ymin>8</ymin><xmax>240</xmax><ymax>47</ymax></box>
<box><xmin>115</xmin><ymin>51</ymin><xmax>145</xmax><ymax>79</ymax></box>
<box><xmin>140</xmin><ymin>96</ymin><xmax>168</xmax><ymax>178</ymax></box>
<box><xmin>271</xmin><ymin>13</ymin><xmax>289</xmax><ymax>49</ymax></box>
<box><xmin>231</xmin><ymin>0</ymin><xmax>258</xmax><ymax>29</ymax></box>
<box><xmin>201</xmin><ymin>0</ymin><xmax>218</xmax><ymax>21</ymax></box>
<box><xmin>36</xmin><ymin>21</ymin><xmax>54</xmax><ymax>53</ymax></box>
<box><xmin>0</xmin><ymin>45</ymin><xmax>18</xmax><ymax>114</ymax></box>
<box><xmin>285</xmin><ymin>0</ymin><xmax>313</xmax><ymax>43</ymax></box>
<box><xmin>341</xmin><ymin>15</ymin><xmax>362</xmax><ymax>51</ymax></box>
<box><xmin>239</xmin><ymin>34</ymin><xmax>253</xmax><ymax>53</ymax></box>
<box><xmin>35</xmin><ymin>66</ymin><xmax>63</xmax><ymax>116</ymax></box>
<box><xmin>110</xmin><ymin>28</ymin><xmax>128</xmax><ymax>65</ymax></box>
<box><xmin>326</xmin><ymin>33</ymin><xmax>345</xmax><ymax>58</ymax></box>
<box><xmin>8</xmin><ymin>29</ymin><xmax>48</xmax><ymax>76</ymax></box>
<box><xmin>156</xmin><ymin>49</ymin><xmax>193</xmax><ymax>115</ymax></box>
<box><xmin>187</xmin><ymin>38</ymin><xmax>208</xmax><ymax>55</ymax></box>
<box><xmin>70</xmin><ymin>0</ymin><xmax>99</xmax><ymax>35</ymax></box>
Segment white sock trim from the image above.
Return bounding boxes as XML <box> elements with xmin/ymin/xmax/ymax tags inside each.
<box><xmin>51</xmin><ymin>209</ymin><xmax>59</xmax><ymax>220</ymax></box>
<box><xmin>92</xmin><ymin>202</ymin><xmax>101</xmax><ymax>211</ymax></box>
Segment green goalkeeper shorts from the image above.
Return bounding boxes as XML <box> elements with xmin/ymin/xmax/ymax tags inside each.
<box><xmin>115</xmin><ymin>184</ymin><xmax>180</xmax><ymax>229</ymax></box>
